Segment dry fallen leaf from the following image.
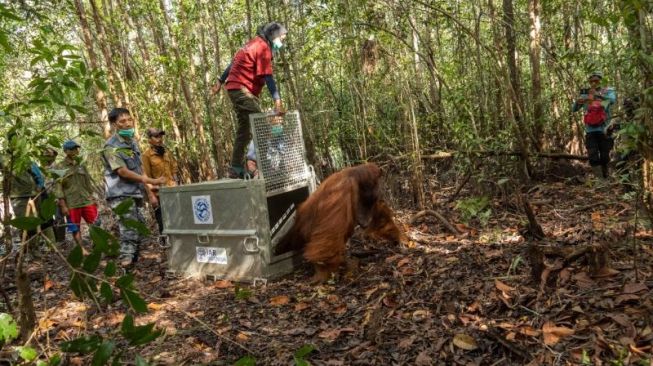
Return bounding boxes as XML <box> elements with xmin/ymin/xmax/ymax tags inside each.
<box><xmin>623</xmin><ymin>283</ymin><xmax>648</xmax><ymax>294</ymax></box>
<box><xmin>147</xmin><ymin>303</ymin><xmax>164</xmax><ymax>311</ymax></box>
<box><xmin>542</xmin><ymin>322</ymin><xmax>574</xmax><ymax>345</ymax></box>
<box><xmin>453</xmin><ymin>333</ymin><xmax>478</xmax><ymax>350</ymax></box>
<box><xmin>44</xmin><ymin>278</ymin><xmax>54</xmax><ymax>291</ymax></box>
<box><xmin>495</xmin><ymin>279</ymin><xmax>515</xmax><ymax>293</ymax></box>
<box><xmin>518</xmin><ymin>326</ymin><xmax>541</xmax><ymax>337</ymax></box>
<box><xmin>412</xmin><ymin>310</ymin><xmax>430</xmax><ymax>322</ymax></box>
<box><xmin>399</xmin><ymin>335</ymin><xmax>416</xmax><ymax>349</ymax></box>
<box><xmin>236</xmin><ymin>332</ymin><xmax>249</xmax><ymax>342</ymax></box>
<box><xmin>294</xmin><ymin>302</ymin><xmax>310</xmax><ymax>312</ymax></box>
<box><xmin>415</xmin><ymin>350</ymin><xmax>432</xmax><ymax>365</ymax></box>
<box><xmin>269</xmin><ymin>295</ymin><xmax>290</xmax><ymax>306</ymax></box>
<box><xmin>213</xmin><ymin>280</ymin><xmax>234</xmax><ymax>289</ymax></box>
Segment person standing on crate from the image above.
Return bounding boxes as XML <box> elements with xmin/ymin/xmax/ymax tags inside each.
<box><xmin>102</xmin><ymin>108</ymin><xmax>166</xmax><ymax>268</ymax></box>
<box><xmin>211</xmin><ymin>22</ymin><xmax>288</xmax><ymax>179</ymax></box>
<box><xmin>54</xmin><ymin>140</ymin><xmax>99</xmax><ymax>249</ymax></box>
<box><xmin>141</xmin><ymin>127</ymin><xmax>178</xmax><ymax>241</ymax></box>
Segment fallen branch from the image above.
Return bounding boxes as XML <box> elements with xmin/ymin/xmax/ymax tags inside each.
<box><xmin>446</xmin><ymin>170</ymin><xmax>472</xmax><ymax>203</ymax></box>
<box><xmin>419</xmin><ymin>151</ymin><xmax>588</xmax><ymax>161</ymax></box>
<box><xmin>521</xmin><ymin>195</ymin><xmax>545</xmax><ymax>239</ymax></box>
<box><xmin>409</xmin><ymin>210</ymin><xmax>461</xmax><ymax>236</ymax></box>
<box><xmin>485</xmin><ymin>328</ymin><xmax>531</xmax><ymax>360</ymax></box>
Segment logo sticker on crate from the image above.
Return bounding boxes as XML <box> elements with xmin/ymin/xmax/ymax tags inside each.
<box><xmin>196</xmin><ymin>246</ymin><xmax>228</xmax><ymax>264</ymax></box>
<box><xmin>191</xmin><ymin>195</ymin><xmax>213</xmax><ymax>224</ymax></box>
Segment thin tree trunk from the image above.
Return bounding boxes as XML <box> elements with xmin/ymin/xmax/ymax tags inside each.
<box><xmin>528</xmin><ymin>0</ymin><xmax>544</xmax><ymax>151</ymax></box>
<box><xmin>502</xmin><ymin>0</ymin><xmax>532</xmax><ymax>179</ymax></box>
<box><xmin>159</xmin><ymin>0</ymin><xmax>214</xmax><ymax>180</ymax></box>
<box><xmin>72</xmin><ymin>0</ymin><xmax>110</xmax><ymax>138</ymax></box>
<box><xmin>88</xmin><ymin>0</ymin><xmax>121</xmax><ymax>107</ymax></box>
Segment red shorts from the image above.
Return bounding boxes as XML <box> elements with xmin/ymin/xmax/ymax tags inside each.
<box><xmin>67</xmin><ymin>204</ymin><xmax>98</xmax><ymax>233</ymax></box>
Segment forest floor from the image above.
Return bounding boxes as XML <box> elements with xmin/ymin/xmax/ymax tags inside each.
<box><xmin>4</xmin><ymin>170</ymin><xmax>653</xmax><ymax>365</ymax></box>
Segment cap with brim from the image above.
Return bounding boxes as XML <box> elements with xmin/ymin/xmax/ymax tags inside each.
<box><xmin>146</xmin><ymin>128</ymin><xmax>165</xmax><ymax>137</ymax></box>
<box><xmin>589</xmin><ymin>71</ymin><xmax>603</xmax><ymax>79</ymax></box>
<box><xmin>63</xmin><ymin>140</ymin><xmax>81</xmax><ymax>150</ymax></box>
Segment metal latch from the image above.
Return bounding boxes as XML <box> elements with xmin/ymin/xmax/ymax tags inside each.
<box><xmin>252</xmin><ymin>277</ymin><xmax>267</xmax><ymax>287</ymax></box>
<box><xmin>242</xmin><ymin>236</ymin><xmax>260</xmax><ymax>253</ymax></box>
<box><xmin>197</xmin><ymin>234</ymin><xmax>210</xmax><ymax>244</ymax></box>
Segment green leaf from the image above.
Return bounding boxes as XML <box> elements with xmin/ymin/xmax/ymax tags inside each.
<box><xmin>69</xmin><ymin>273</ymin><xmax>85</xmax><ymax>298</ymax></box>
<box><xmin>17</xmin><ymin>346</ymin><xmax>38</xmax><ymax>361</ymax></box>
<box><xmin>100</xmin><ymin>282</ymin><xmax>113</xmax><ymax>303</ymax></box>
<box><xmin>95</xmin><ymin>79</ymin><xmax>108</xmax><ymax>92</ymax></box>
<box><xmin>90</xmin><ymin>226</ymin><xmax>114</xmax><ymax>253</ymax></box>
<box><xmin>83</xmin><ymin>249</ymin><xmax>102</xmax><ymax>273</ymax></box>
<box><xmin>47</xmin><ymin>354</ymin><xmax>62</xmax><ymax>366</ymax></box>
<box><xmin>294</xmin><ymin>344</ymin><xmax>315</xmax><ymax>360</ymax></box>
<box><xmin>9</xmin><ymin>216</ymin><xmax>43</xmax><ymax>230</ymax></box>
<box><xmin>122</xmin><ymin>218</ymin><xmax>150</xmax><ymax>236</ymax></box>
<box><xmin>234</xmin><ymin>356</ymin><xmax>256</xmax><ymax>366</ymax></box>
<box><xmin>40</xmin><ymin>196</ymin><xmax>57</xmax><ymax>220</ymax></box>
<box><xmin>0</xmin><ymin>32</ymin><xmax>11</xmax><ymax>53</ymax></box>
<box><xmin>120</xmin><ymin>315</ymin><xmax>162</xmax><ymax>346</ymax></box>
<box><xmin>60</xmin><ymin>334</ymin><xmax>102</xmax><ymax>354</ymax></box>
<box><xmin>104</xmin><ymin>261</ymin><xmax>117</xmax><ymax>277</ymax></box>
<box><xmin>67</xmin><ymin>245</ymin><xmax>84</xmax><ymax>268</ymax></box>
<box><xmin>134</xmin><ymin>355</ymin><xmax>150</xmax><ymax>366</ymax></box>
<box><xmin>116</xmin><ymin>274</ymin><xmax>134</xmax><ymax>288</ymax></box>
<box><xmin>91</xmin><ymin>341</ymin><xmax>114</xmax><ymax>366</ymax></box>
<box><xmin>70</xmin><ymin>105</ymin><xmax>87</xmax><ymax>113</ymax></box>
<box><xmin>0</xmin><ymin>313</ymin><xmax>19</xmax><ymax>342</ymax></box>
<box><xmin>112</xmin><ymin>198</ymin><xmax>134</xmax><ymax>215</ymax></box>
<box><xmin>120</xmin><ymin>288</ymin><xmax>148</xmax><ymax>313</ymax></box>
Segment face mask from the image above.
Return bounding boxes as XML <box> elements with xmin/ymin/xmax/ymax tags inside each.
<box><xmin>154</xmin><ymin>145</ymin><xmax>166</xmax><ymax>156</ymax></box>
<box><xmin>118</xmin><ymin>128</ymin><xmax>135</xmax><ymax>138</ymax></box>
<box><xmin>272</xmin><ymin>38</ymin><xmax>284</xmax><ymax>51</ymax></box>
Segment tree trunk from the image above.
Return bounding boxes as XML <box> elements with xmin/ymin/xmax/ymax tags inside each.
<box><xmin>502</xmin><ymin>0</ymin><xmax>532</xmax><ymax>179</ymax></box>
<box><xmin>72</xmin><ymin>0</ymin><xmax>110</xmax><ymax>138</ymax></box>
<box><xmin>528</xmin><ymin>0</ymin><xmax>544</xmax><ymax>151</ymax></box>
<box><xmin>158</xmin><ymin>0</ymin><xmax>214</xmax><ymax>180</ymax></box>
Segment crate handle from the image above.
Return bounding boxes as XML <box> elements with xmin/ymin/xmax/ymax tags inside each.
<box><xmin>197</xmin><ymin>234</ymin><xmax>210</xmax><ymax>244</ymax></box>
<box><xmin>242</xmin><ymin>236</ymin><xmax>260</xmax><ymax>253</ymax></box>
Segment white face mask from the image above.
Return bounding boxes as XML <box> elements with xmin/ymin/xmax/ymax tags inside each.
<box><xmin>272</xmin><ymin>37</ymin><xmax>284</xmax><ymax>51</ymax></box>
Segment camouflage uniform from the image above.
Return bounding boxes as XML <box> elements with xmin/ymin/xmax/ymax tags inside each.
<box><xmin>9</xmin><ymin>162</ymin><xmax>55</xmax><ymax>247</ymax></box>
<box><xmin>102</xmin><ymin>134</ymin><xmax>146</xmax><ymax>263</ymax></box>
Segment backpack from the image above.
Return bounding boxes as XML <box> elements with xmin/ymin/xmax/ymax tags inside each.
<box><xmin>583</xmin><ymin>98</ymin><xmax>607</xmax><ymax>126</ymax></box>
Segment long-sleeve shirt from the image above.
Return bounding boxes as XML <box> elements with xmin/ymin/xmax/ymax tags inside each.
<box><xmin>54</xmin><ymin>157</ymin><xmax>96</xmax><ymax>209</ymax></box>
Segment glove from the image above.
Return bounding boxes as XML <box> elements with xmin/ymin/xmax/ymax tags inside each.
<box><xmin>271</xmin><ymin>124</ymin><xmax>283</xmax><ymax>138</ymax></box>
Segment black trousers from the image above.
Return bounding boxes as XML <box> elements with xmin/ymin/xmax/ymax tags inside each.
<box><xmin>154</xmin><ymin>205</ymin><xmax>163</xmax><ymax>235</ymax></box>
<box><xmin>585</xmin><ymin>131</ymin><xmax>612</xmax><ymax>167</ymax></box>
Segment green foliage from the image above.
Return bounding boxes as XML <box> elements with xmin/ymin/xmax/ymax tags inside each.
<box><xmin>234</xmin><ymin>356</ymin><xmax>257</xmax><ymax>366</ymax></box>
<box><xmin>0</xmin><ymin>313</ymin><xmax>19</xmax><ymax>343</ymax></box>
<box><xmin>234</xmin><ymin>285</ymin><xmax>253</xmax><ymax>300</ymax></box>
<box><xmin>17</xmin><ymin>346</ymin><xmax>38</xmax><ymax>361</ymax></box>
<box><xmin>293</xmin><ymin>344</ymin><xmax>316</xmax><ymax>366</ymax></box>
<box><xmin>121</xmin><ymin>315</ymin><xmax>163</xmax><ymax>345</ymax></box>
<box><xmin>9</xmin><ymin>216</ymin><xmax>43</xmax><ymax>231</ymax></box>
<box><xmin>455</xmin><ymin>196</ymin><xmax>492</xmax><ymax>226</ymax></box>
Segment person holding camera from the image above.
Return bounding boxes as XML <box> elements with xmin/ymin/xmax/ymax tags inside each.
<box><xmin>573</xmin><ymin>71</ymin><xmax>617</xmax><ymax>179</ymax></box>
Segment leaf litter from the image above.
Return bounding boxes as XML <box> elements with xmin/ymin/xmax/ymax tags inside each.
<box><xmin>4</xmin><ymin>178</ymin><xmax>653</xmax><ymax>365</ymax></box>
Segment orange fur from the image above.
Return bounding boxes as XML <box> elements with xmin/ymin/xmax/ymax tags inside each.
<box><xmin>364</xmin><ymin>200</ymin><xmax>407</xmax><ymax>244</ymax></box>
<box><xmin>277</xmin><ymin>163</ymin><xmax>401</xmax><ymax>283</ymax></box>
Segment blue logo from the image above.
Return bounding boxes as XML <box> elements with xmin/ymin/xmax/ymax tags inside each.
<box><xmin>194</xmin><ymin>197</ymin><xmax>211</xmax><ymax>223</ymax></box>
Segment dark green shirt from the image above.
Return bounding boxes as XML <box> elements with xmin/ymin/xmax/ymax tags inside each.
<box><xmin>54</xmin><ymin>157</ymin><xmax>96</xmax><ymax>208</ymax></box>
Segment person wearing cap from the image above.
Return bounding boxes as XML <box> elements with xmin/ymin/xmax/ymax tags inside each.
<box><xmin>211</xmin><ymin>22</ymin><xmax>288</xmax><ymax>178</ymax></box>
<box><xmin>54</xmin><ymin>140</ymin><xmax>99</xmax><ymax>247</ymax></box>
<box><xmin>102</xmin><ymin>107</ymin><xmax>166</xmax><ymax>267</ymax></box>
<box><xmin>142</xmin><ymin>127</ymin><xmax>178</xmax><ymax>237</ymax></box>
<box><xmin>6</xmin><ymin>143</ymin><xmax>56</xmax><ymax>253</ymax></box>
<box><xmin>573</xmin><ymin>71</ymin><xmax>617</xmax><ymax>179</ymax></box>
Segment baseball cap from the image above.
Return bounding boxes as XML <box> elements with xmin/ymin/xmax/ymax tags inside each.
<box><xmin>589</xmin><ymin>71</ymin><xmax>603</xmax><ymax>79</ymax></box>
<box><xmin>62</xmin><ymin>140</ymin><xmax>81</xmax><ymax>150</ymax></box>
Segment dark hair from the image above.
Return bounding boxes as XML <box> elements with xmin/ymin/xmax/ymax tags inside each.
<box><xmin>256</xmin><ymin>22</ymin><xmax>287</xmax><ymax>45</ymax></box>
<box><xmin>108</xmin><ymin>107</ymin><xmax>131</xmax><ymax>123</ymax></box>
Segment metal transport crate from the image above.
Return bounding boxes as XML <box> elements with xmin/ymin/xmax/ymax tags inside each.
<box><xmin>159</xmin><ymin>111</ymin><xmax>315</xmax><ymax>282</ymax></box>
